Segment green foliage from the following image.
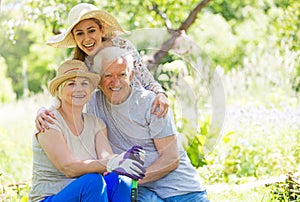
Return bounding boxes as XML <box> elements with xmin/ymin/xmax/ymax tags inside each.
<box><xmin>0</xmin><ymin>182</ymin><xmax>30</xmax><ymax>202</ymax></box>
<box><xmin>201</xmin><ymin>106</ymin><xmax>300</xmax><ymax>184</ymax></box>
<box><xmin>187</xmin><ymin>0</ymin><xmax>300</xmax><ymax>96</ymax></box>
<box><xmin>1</xmin><ymin>7</ymin><xmax>62</xmax><ymax>99</ymax></box>
<box><xmin>23</xmin><ymin>0</ymin><xmax>96</xmax><ymax>34</ymax></box>
<box><xmin>0</xmin><ymin>57</ymin><xmax>15</xmax><ymax>102</ymax></box>
<box><xmin>23</xmin><ymin>43</ymin><xmax>57</xmax><ymax>94</ymax></box>
<box><xmin>185</xmin><ymin>116</ymin><xmax>211</xmax><ymax>168</ymax></box>
<box><xmin>0</xmin><ymin>27</ymin><xmax>31</xmax><ymax>98</ymax></box>
<box><xmin>101</xmin><ymin>0</ymin><xmax>202</xmax><ymax>30</ymax></box>
<box><xmin>266</xmin><ymin>172</ymin><xmax>300</xmax><ymax>202</ymax></box>
<box><xmin>272</xmin><ymin>0</ymin><xmax>300</xmax><ymax>93</ymax></box>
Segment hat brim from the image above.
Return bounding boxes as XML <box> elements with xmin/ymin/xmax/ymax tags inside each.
<box><xmin>47</xmin><ymin>10</ymin><xmax>128</xmax><ymax>48</ymax></box>
<box><xmin>48</xmin><ymin>72</ymin><xmax>100</xmax><ymax>96</ymax></box>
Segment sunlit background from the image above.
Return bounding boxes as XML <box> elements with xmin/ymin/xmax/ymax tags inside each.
<box><xmin>0</xmin><ymin>0</ymin><xmax>299</xmax><ymax>201</ymax></box>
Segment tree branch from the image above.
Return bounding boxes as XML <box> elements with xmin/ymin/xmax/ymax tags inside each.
<box><xmin>179</xmin><ymin>0</ymin><xmax>212</xmax><ymax>30</ymax></box>
<box><xmin>145</xmin><ymin>0</ymin><xmax>212</xmax><ymax>70</ymax></box>
<box><xmin>52</xmin><ymin>21</ymin><xmax>62</xmax><ymax>35</ymax></box>
<box><xmin>149</xmin><ymin>2</ymin><xmax>173</xmax><ymax>31</ymax></box>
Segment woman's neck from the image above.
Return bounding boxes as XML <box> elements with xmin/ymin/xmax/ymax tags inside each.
<box><xmin>58</xmin><ymin>104</ymin><xmax>84</xmax><ymax>136</ymax></box>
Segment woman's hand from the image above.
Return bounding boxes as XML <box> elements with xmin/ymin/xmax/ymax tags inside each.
<box><xmin>35</xmin><ymin>107</ymin><xmax>56</xmax><ymax>133</ymax></box>
<box><xmin>151</xmin><ymin>93</ymin><xmax>169</xmax><ymax>118</ymax></box>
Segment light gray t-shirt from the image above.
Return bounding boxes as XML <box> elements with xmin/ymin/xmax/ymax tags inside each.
<box><xmin>29</xmin><ymin>110</ymin><xmax>106</xmax><ymax>202</ymax></box>
<box><xmin>86</xmin><ymin>87</ymin><xmax>205</xmax><ymax>198</ymax></box>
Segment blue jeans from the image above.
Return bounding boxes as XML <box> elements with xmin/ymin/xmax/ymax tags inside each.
<box><xmin>42</xmin><ymin>173</ymin><xmax>132</xmax><ymax>202</ymax></box>
<box><xmin>138</xmin><ymin>187</ymin><xmax>164</xmax><ymax>202</ymax></box>
<box><xmin>138</xmin><ymin>187</ymin><xmax>209</xmax><ymax>202</ymax></box>
<box><xmin>164</xmin><ymin>190</ymin><xmax>210</xmax><ymax>202</ymax></box>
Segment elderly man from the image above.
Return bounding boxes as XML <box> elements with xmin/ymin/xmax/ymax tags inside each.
<box><xmin>87</xmin><ymin>46</ymin><xmax>209</xmax><ymax>202</ymax></box>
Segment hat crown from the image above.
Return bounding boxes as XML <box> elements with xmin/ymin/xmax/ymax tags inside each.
<box><xmin>57</xmin><ymin>60</ymin><xmax>89</xmax><ymax>77</ymax></box>
<box><xmin>48</xmin><ymin>60</ymin><xmax>100</xmax><ymax>96</ymax></box>
<box><xmin>68</xmin><ymin>3</ymin><xmax>98</xmax><ymax>26</ymax></box>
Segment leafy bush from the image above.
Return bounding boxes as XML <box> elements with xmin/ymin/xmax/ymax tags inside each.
<box><xmin>266</xmin><ymin>172</ymin><xmax>300</xmax><ymax>202</ymax></box>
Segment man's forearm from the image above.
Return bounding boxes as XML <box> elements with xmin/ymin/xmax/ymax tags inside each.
<box><xmin>139</xmin><ymin>152</ymin><xmax>180</xmax><ymax>184</ymax></box>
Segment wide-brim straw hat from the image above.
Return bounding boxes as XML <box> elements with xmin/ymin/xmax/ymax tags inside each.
<box><xmin>48</xmin><ymin>60</ymin><xmax>100</xmax><ymax>96</ymax></box>
<box><xmin>47</xmin><ymin>3</ymin><xmax>127</xmax><ymax>48</ymax></box>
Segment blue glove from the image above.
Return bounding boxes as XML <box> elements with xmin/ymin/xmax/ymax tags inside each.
<box><xmin>107</xmin><ymin>145</ymin><xmax>146</xmax><ymax>180</ymax></box>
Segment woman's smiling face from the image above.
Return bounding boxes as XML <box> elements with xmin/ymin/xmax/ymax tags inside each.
<box><xmin>59</xmin><ymin>77</ymin><xmax>93</xmax><ymax>107</ymax></box>
<box><xmin>72</xmin><ymin>19</ymin><xmax>104</xmax><ymax>56</ymax></box>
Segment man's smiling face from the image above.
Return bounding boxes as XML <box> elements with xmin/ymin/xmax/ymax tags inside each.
<box><xmin>99</xmin><ymin>57</ymin><xmax>134</xmax><ymax>104</ymax></box>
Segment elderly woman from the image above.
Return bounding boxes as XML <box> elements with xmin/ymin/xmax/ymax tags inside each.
<box><xmin>29</xmin><ymin>60</ymin><xmax>145</xmax><ymax>202</ymax></box>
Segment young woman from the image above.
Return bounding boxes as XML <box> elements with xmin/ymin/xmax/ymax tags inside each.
<box><xmin>29</xmin><ymin>60</ymin><xmax>145</xmax><ymax>202</ymax></box>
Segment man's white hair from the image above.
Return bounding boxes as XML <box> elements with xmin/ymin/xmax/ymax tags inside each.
<box><xmin>92</xmin><ymin>46</ymin><xmax>134</xmax><ymax>76</ymax></box>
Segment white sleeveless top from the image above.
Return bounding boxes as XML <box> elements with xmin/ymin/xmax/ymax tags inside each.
<box><xmin>29</xmin><ymin>110</ymin><xmax>106</xmax><ymax>202</ymax></box>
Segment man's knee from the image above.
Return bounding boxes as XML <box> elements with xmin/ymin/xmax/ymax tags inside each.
<box><xmin>138</xmin><ymin>187</ymin><xmax>164</xmax><ymax>202</ymax></box>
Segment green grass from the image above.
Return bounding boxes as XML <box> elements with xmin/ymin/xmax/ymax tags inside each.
<box><xmin>0</xmin><ymin>93</ymin><xmax>50</xmax><ymax>201</ymax></box>
<box><xmin>207</xmin><ymin>185</ymin><xmax>271</xmax><ymax>202</ymax></box>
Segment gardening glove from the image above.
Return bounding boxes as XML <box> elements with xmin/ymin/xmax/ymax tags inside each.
<box><xmin>107</xmin><ymin>145</ymin><xmax>146</xmax><ymax>180</ymax></box>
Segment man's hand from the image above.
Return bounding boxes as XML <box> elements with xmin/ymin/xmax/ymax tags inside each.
<box><xmin>107</xmin><ymin>145</ymin><xmax>146</xmax><ymax>180</ymax></box>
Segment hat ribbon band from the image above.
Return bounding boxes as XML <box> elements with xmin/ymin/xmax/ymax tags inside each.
<box><xmin>63</xmin><ymin>68</ymin><xmax>86</xmax><ymax>74</ymax></box>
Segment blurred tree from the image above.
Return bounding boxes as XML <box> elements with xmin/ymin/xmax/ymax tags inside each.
<box><xmin>0</xmin><ymin>27</ymin><xmax>32</xmax><ymax>98</ymax></box>
<box><xmin>1</xmin><ymin>2</ymin><xmax>60</xmax><ymax>98</ymax></box>
<box><xmin>1</xmin><ymin>0</ymin><xmax>213</xmax><ymax>98</ymax></box>
<box><xmin>2</xmin><ymin>0</ymin><xmax>299</xmax><ymax>97</ymax></box>
<box><xmin>272</xmin><ymin>0</ymin><xmax>300</xmax><ymax>93</ymax></box>
<box><xmin>0</xmin><ymin>57</ymin><xmax>15</xmax><ymax>102</ymax></box>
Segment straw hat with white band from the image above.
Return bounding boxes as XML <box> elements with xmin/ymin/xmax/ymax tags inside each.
<box><xmin>47</xmin><ymin>3</ymin><xmax>127</xmax><ymax>48</ymax></box>
<box><xmin>48</xmin><ymin>60</ymin><xmax>100</xmax><ymax>96</ymax></box>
